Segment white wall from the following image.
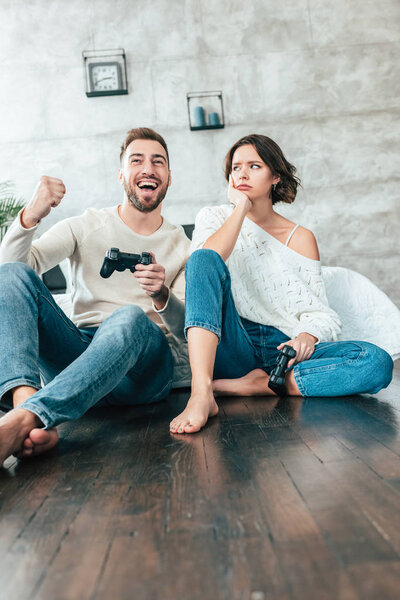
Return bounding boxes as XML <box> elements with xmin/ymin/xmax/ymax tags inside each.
<box><xmin>0</xmin><ymin>0</ymin><xmax>399</xmax><ymax>302</ymax></box>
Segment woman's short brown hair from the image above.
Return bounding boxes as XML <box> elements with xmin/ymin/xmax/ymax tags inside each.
<box><xmin>224</xmin><ymin>134</ymin><xmax>300</xmax><ymax>205</ymax></box>
<box><xmin>120</xmin><ymin>127</ymin><xmax>170</xmax><ymax>167</ymax></box>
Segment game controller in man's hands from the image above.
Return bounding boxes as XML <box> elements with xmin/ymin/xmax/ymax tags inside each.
<box><xmin>268</xmin><ymin>345</ymin><xmax>297</xmax><ymax>396</ymax></box>
<box><xmin>100</xmin><ymin>248</ymin><xmax>152</xmax><ymax>278</ymax></box>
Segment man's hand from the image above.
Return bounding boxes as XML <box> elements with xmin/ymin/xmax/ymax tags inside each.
<box><xmin>228</xmin><ymin>176</ymin><xmax>252</xmax><ymax>213</ymax></box>
<box><xmin>277</xmin><ymin>332</ymin><xmax>318</xmax><ymax>368</ymax></box>
<box><xmin>21</xmin><ymin>176</ymin><xmax>66</xmax><ymax>229</ymax></box>
<box><xmin>134</xmin><ymin>253</ymin><xmax>169</xmax><ymax>309</ymax></box>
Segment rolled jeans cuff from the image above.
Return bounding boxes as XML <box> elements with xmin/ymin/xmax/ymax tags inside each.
<box><xmin>19</xmin><ymin>400</ymin><xmax>53</xmax><ymax>429</ymax></box>
<box><xmin>0</xmin><ymin>378</ymin><xmax>41</xmax><ymax>404</ymax></box>
<box><xmin>184</xmin><ymin>320</ymin><xmax>221</xmax><ymax>342</ymax></box>
<box><xmin>292</xmin><ymin>366</ymin><xmax>307</xmax><ymax>397</ymax></box>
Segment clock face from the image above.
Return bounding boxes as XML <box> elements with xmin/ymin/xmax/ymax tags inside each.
<box><xmin>89</xmin><ymin>62</ymin><xmax>122</xmax><ymax>92</ymax></box>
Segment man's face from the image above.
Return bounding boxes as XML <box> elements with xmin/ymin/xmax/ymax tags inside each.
<box><xmin>119</xmin><ymin>139</ymin><xmax>171</xmax><ymax>213</ymax></box>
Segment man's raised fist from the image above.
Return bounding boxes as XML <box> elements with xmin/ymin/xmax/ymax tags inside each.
<box><xmin>21</xmin><ymin>176</ymin><xmax>66</xmax><ymax>229</ymax></box>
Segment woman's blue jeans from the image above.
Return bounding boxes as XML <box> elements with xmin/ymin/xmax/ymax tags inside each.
<box><xmin>184</xmin><ymin>250</ymin><xmax>393</xmax><ymax>397</ymax></box>
<box><xmin>0</xmin><ymin>262</ymin><xmax>174</xmax><ymax>428</ymax></box>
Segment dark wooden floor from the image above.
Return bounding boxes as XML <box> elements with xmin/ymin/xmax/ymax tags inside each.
<box><xmin>1</xmin><ymin>363</ymin><xmax>400</xmax><ymax>600</ymax></box>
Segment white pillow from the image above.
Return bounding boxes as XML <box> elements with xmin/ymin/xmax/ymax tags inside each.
<box><xmin>322</xmin><ymin>266</ymin><xmax>400</xmax><ymax>360</ymax></box>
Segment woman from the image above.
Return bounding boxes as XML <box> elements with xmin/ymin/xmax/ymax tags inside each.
<box><xmin>170</xmin><ymin>134</ymin><xmax>393</xmax><ymax>434</ymax></box>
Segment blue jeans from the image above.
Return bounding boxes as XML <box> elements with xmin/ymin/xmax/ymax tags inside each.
<box><xmin>184</xmin><ymin>250</ymin><xmax>393</xmax><ymax>397</ymax></box>
<box><xmin>0</xmin><ymin>262</ymin><xmax>174</xmax><ymax>428</ymax></box>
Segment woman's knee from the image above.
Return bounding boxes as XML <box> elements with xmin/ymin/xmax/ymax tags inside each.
<box><xmin>359</xmin><ymin>342</ymin><xmax>393</xmax><ymax>392</ymax></box>
<box><xmin>185</xmin><ymin>248</ymin><xmax>227</xmax><ymax>276</ymax></box>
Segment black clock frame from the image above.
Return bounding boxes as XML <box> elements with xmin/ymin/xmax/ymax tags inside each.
<box><xmin>87</xmin><ymin>61</ymin><xmax>127</xmax><ymax>97</ymax></box>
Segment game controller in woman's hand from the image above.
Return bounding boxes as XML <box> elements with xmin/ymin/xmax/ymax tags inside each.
<box><xmin>268</xmin><ymin>345</ymin><xmax>297</xmax><ymax>396</ymax></box>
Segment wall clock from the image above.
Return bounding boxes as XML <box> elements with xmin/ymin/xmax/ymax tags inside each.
<box><xmin>83</xmin><ymin>49</ymin><xmax>128</xmax><ymax>97</ymax></box>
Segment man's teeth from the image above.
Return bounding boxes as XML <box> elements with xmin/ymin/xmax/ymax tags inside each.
<box><xmin>137</xmin><ymin>181</ymin><xmax>158</xmax><ymax>189</ymax></box>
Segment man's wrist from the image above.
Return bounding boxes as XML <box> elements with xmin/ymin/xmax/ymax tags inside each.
<box><xmin>20</xmin><ymin>208</ymin><xmax>40</xmax><ymax>229</ymax></box>
<box><xmin>151</xmin><ymin>285</ymin><xmax>169</xmax><ymax>310</ymax></box>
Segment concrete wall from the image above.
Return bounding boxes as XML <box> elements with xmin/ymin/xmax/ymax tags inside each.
<box><xmin>1</xmin><ymin>0</ymin><xmax>399</xmax><ymax>302</ymax></box>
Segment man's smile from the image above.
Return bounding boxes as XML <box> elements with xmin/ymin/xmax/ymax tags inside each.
<box><xmin>136</xmin><ymin>179</ymin><xmax>159</xmax><ymax>191</ymax></box>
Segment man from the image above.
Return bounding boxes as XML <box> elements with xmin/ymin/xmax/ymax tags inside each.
<box><xmin>0</xmin><ymin>127</ymin><xmax>190</xmax><ymax>465</ymax></box>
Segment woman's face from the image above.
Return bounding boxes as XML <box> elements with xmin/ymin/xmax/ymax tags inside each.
<box><xmin>230</xmin><ymin>144</ymin><xmax>280</xmax><ymax>201</ymax></box>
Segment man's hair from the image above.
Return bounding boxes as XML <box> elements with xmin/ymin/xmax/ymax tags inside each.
<box><xmin>224</xmin><ymin>134</ymin><xmax>300</xmax><ymax>205</ymax></box>
<box><xmin>120</xmin><ymin>127</ymin><xmax>170</xmax><ymax>167</ymax></box>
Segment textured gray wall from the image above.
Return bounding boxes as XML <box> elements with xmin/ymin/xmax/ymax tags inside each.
<box><xmin>0</xmin><ymin>0</ymin><xmax>399</xmax><ymax>303</ymax></box>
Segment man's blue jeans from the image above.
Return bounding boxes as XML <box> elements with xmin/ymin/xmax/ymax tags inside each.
<box><xmin>185</xmin><ymin>250</ymin><xmax>393</xmax><ymax>397</ymax></box>
<box><xmin>0</xmin><ymin>262</ymin><xmax>174</xmax><ymax>428</ymax></box>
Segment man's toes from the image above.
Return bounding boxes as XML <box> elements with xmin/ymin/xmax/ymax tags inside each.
<box><xmin>29</xmin><ymin>428</ymin><xmax>55</xmax><ymax>445</ymax></box>
<box><xmin>20</xmin><ymin>447</ymin><xmax>34</xmax><ymax>457</ymax></box>
<box><xmin>23</xmin><ymin>437</ymin><xmax>34</xmax><ymax>449</ymax></box>
<box><xmin>23</xmin><ymin>427</ymin><xmax>59</xmax><ymax>457</ymax></box>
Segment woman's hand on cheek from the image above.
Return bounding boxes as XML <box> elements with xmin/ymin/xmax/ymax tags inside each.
<box><xmin>228</xmin><ymin>175</ymin><xmax>252</xmax><ymax>213</ymax></box>
<box><xmin>277</xmin><ymin>332</ymin><xmax>318</xmax><ymax>367</ymax></box>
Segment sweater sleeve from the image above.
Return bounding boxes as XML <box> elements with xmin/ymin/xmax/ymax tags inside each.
<box><xmin>152</xmin><ymin>231</ymin><xmax>190</xmax><ymax>341</ymax></box>
<box><xmin>153</xmin><ymin>268</ymin><xmax>186</xmax><ymax>341</ymax></box>
<box><xmin>190</xmin><ymin>205</ymin><xmax>231</xmax><ymax>253</ymax></box>
<box><xmin>0</xmin><ymin>210</ymin><xmax>77</xmax><ymax>275</ymax></box>
<box><xmin>291</xmin><ymin>269</ymin><xmax>342</xmax><ymax>342</ymax></box>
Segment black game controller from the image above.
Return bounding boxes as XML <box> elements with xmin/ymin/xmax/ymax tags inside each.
<box><xmin>100</xmin><ymin>248</ymin><xmax>152</xmax><ymax>278</ymax></box>
<box><xmin>268</xmin><ymin>345</ymin><xmax>297</xmax><ymax>396</ymax></box>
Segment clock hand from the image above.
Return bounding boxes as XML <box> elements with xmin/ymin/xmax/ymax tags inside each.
<box><xmin>95</xmin><ymin>76</ymin><xmax>114</xmax><ymax>84</ymax></box>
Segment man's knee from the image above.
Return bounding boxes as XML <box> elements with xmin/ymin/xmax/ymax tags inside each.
<box><xmin>105</xmin><ymin>304</ymin><xmax>150</xmax><ymax>337</ymax></box>
<box><xmin>0</xmin><ymin>262</ymin><xmax>40</xmax><ymax>294</ymax></box>
<box><xmin>0</xmin><ymin>261</ymin><xmax>37</xmax><ymax>281</ymax></box>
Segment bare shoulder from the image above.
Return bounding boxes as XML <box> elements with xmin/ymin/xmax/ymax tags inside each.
<box><xmin>289</xmin><ymin>226</ymin><xmax>320</xmax><ymax>261</ymax></box>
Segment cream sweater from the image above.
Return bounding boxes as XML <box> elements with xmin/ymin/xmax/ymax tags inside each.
<box><xmin>0</xmin><ymin>206</ymin><xmax>190</xmax><ymax>340</ymax></box>
<box><xmin>191</xmin><ymin>205</ymin><xmax>342</xmax><ymax>343</ymax></box>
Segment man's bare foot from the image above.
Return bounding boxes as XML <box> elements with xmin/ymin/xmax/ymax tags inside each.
<box><xmin>11</xmin><ymin>385</ymin><xmax>59</xmax><ymax>459</ymax></box>
<box><xmin>213</xmin><ymin>369</ymin><xmax>276</xmax><ymax>397</ymax></box>
<box><xmin>0</xmin><ymin>408</ymin><xmax>43</xmax><ymax>466</ymax></box>
<box><xmin>170</xmin><ymin>388</ymin><xmax>219</xmax><ymax>434</ymax></box>
<box><xmin>15</xmin><ymin>427</ymin><xmax>59</xmax><ymax>458</ymax></box>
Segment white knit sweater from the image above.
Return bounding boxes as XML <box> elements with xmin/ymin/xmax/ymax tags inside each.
<box><xmin>191</xmin><ymin>205</ymin><xmax>342</xmax><ymax>343</ymax></box>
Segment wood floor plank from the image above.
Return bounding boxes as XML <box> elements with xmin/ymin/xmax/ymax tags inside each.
<box><xmin>285</xmin><ymin>395</ymin><xmax>400</xmax><ymax>462</ymax></box>
<box><xmin>254</xmin><ymin>455</ymin><xmax>359</xmax><ymax>599</ymax></box>
<box><xmin>324</xmin><ymin>458</ymin><xmax>400</xmax><ymax>555</ymax></box>
<box><xmin>34</xmin><ymin>482</ymin><xmax>131</xmax><ymax>600</ymax></box>
<box><xmin>347</xmin><ymin>560</ymin><xmax>400</xmax><ymax>600</ymax></box>
<box><xmin>94</xmin><ymin>482</ymin><xmax>169</xmax><ymax>600</ymax></box>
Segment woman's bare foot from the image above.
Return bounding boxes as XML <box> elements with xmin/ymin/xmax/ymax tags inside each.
<box><xmin>16</xmin><ymin>427</ymin><xmax>59</xmax><ymax>458</ymax></box>
<box><xmin>213</xmin><ymin>368</ymin><xmax>276</xmax><ymax>397</ymax></box>
<box><xmin>170</xmin><ymin>388</ymin><xmax>219</xmax><ymax>434</ymax></box>
<box><xmin>0</xmin><ymin>408</ymin><xmax>43</xmax><ymax>465</ymax></box>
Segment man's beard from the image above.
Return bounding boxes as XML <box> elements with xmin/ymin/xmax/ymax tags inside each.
<box><xmin>123</xmin><ymin>178</ymin><xmax>167</xmax><ymax>213</ymax></box>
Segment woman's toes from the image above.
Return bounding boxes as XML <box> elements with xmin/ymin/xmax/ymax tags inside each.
<box><xmin>177</xmin><ymin>419</ymin><xmax>190</xmax><ymax>433</ymax></box>
<box><xmin>169</xmin><ymin>419</ymin><xmax>178</xmax><ymax>430</ymax></box>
